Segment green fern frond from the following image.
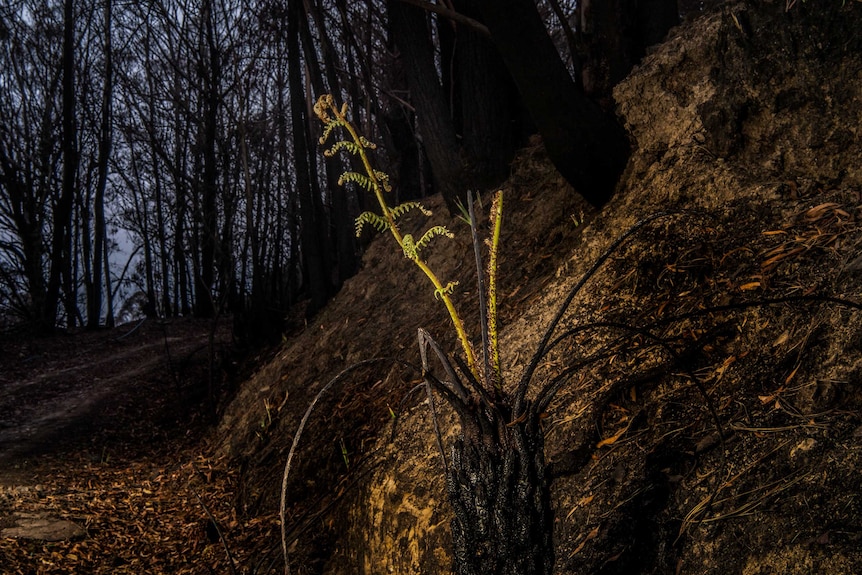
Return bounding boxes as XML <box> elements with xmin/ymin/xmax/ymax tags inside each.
<box><xmin>338</xmin><ymin>171</ymin><xmax>377</xmax><ymax>192</ymax></box>
<box><xmin>434</xmin><ymin>281</ymin><xmax>459</xmax><ymax>300</ymax></box>
<box><xmin>401</xmin><ymin>234</ymin><xmax>417</xmax><ymax>260</ymax></box>
<box><xmin>355</xmin><ymin>211</ymin><xmax>390</xmax><ymax>236</ymax></box>
<box><xmin>325</xmin><ymin>140</ymin><xmax>363</xmax><ymax>158</ymax></box>
<box><xmin>313</xmin><ymin>93</ymin><xmax>481</xmax><ymax>379</ymax></box>
<box><xmin>390</xmin><ymin>201</ymin><xmax>433</xmax><ymax>221</ymax></box>
<box><xmin>319</xmin><ymin>120</ymin><xmax>344</xmax><ymax>145</ymax></box>
<box><xmin>416</xmin><ymin>225</ymin><xmax>454</xmax><ymax>253</ymax></box>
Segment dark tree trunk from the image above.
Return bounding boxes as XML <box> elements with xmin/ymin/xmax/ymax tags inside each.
<box><xmin>102</xmin><ymin>230</ymin><xmax>114</xmax><ymax>327</ymax></box>
<box><xmin>88</xmin><ymin>0</ymin><xmax>112</xmax><ymax>329</ymax></box>
<box><xmin>173</xmin><ymin>67</ymin><xmax>191</xmax><ymax>317</ymax></box>
<box><xmin>388</xmin><ymin>0</ymin><xmax>467</xmax><ymax>214</ymax></box>
<box><xmin>287</xmin><ymin>0</ymin><xmax>330</xmax><ymax>316</ymax></box>
<box><xmin>0</xmin><ymin>144</ymin><xmax>47</xmax><ymax>326</ymax></box>
<box><xmin>448</xmin><ymin>416</ymin><xmax>553</xmax><ymax>575</ymax></box>
<box><xmin>143</xmin><ymin>19</ymin><xmax>171</xmax><ymax>319</ymax></box>
<box><xmin>383</xmin><ymin>108</ymin><xmax>431</xmax><ymax>202</ymax></box>
<box><xmin>441</xmin><ymin>0</ymin><xmax>521</xmax><ymax>189</ymax></box>
<box><xmin>44</xmin><ymin>0</ymin><xmax>79</xmax><ymax>332</ymax></box>
<box><xmin>196</xmin><ymin>0</ymin><xmax>220</xmax><ymax>318</ymax></box>
<box><xmin>300</xmin><ymin>3</ymin><xmax>357</xmax><ymax>288</ymax></box>
<box><xmin>577</xmin><ymin>0</ymin><xmax>679</xmax><ymax>105</ymax></box>
<box><xmin>472</xmin><ymin>0</ymin><xmax>630</xmax><ymax>207</ymax></box>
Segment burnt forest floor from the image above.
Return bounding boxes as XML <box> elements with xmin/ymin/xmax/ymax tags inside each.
<box><xmin>0</xmin><ymin>317</ymin><xmax>277</xmax><ymax>574</ymax></box>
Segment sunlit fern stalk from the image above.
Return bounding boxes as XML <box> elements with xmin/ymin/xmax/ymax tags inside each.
<box><xmin>313</xmin><ymin>94</ymin><xmax>503</xmax><ymax>384</ymax></box>
<box><xmin>314</xmin><ymin>95</ymin><xmax>550</xmax><ymax>574</ymax></box>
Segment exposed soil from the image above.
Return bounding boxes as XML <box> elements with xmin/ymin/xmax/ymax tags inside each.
<box><xmin>0</xmin><ymin>319</ymin><xmax>227</xmax><ymax>463</ymax></box>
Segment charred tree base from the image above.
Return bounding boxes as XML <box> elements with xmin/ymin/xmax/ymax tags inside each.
<box><xmin>446</xmin><ymin>422</ymin><xmax>553</xmax><ymax>575</ymax></box>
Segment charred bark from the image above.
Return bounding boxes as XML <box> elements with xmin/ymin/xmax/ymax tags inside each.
<box><xmin>577</xmin><ymin>0</ymin><xmax>679</xmax><ymax>106</ymax></box>
<box><xmin>195</xmin><ymin>0</ymin><xmax>221</xmax><ymax>318</ymax></box>
<box><xmin>447</xmin><ymin>416</ymin><xmax>553</xmax><ymax>575</ymax></box>
<box><xmin>287</xmin><ymin>0</ymin><xmax>331</xmax><ymax>316</ymax></box>
<box><xmin>439</xmin><ymin>0</ymin><xmax>521</xmax><ymax>189</ymax></box>
<box><xmin>44</xmin><ymin>0</ymin><xmax>79</xmax><ymax>332</ymax></box>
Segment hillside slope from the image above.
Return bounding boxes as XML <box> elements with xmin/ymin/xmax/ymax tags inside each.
<box><xmin>220</xmin><ymin>2</ymin><xmax>862</xmax><ymax>574</ymax></box>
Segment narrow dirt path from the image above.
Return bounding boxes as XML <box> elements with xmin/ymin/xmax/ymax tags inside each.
<box><xmin>0</xmin><ymin>318</ymin><xmax>227</xmax><ymax>467</ymax></box>
<box><xmin>0</xmin><ymin>318</ymin><xmax>251</xmax><ymax>574</ymax></box>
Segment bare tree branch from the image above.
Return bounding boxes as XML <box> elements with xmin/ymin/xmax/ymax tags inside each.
<box><xmin>395</xmin><ymin>0</ymin><xmax>491</xmax><ymax>38</ymax></box>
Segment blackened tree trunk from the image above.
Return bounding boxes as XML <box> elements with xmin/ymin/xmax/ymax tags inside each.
<box><xmin>173</xmin><ymin>65</ymin><xmax>191</xmax><ymax>317</ymax></box>
<box><xmin>102</xmin><ymin>229</ymin><xmax>114</xmax><ymax>327</ymax></box>
<box><xmin>299</xmin><ymin>2</ymin><xmax>357</xmax><ymax>288</ymax></box>
<box><xmin>472</xmin><ymin>0</ymin><xmax>631</xmax><ymax>207</ymax></box>
<box><xmin>440</xmin><ymin>0</ymin><xmax>521</xmax><ymax>189</ymax></box>
<box><xmin>44</xmin><ymin>0</ymin><xmax>79</xmax><ymax>332</ymax></box>
<box><xmin>388</xmin><ymin>0</ymin><xmax>467</xmax><ymax>214</ymax></box>
<box><xmin>0</xmin><ymin>142</ymin><xmax>49</xmax><ymax>328</ymax></box>
<box><xmin>448</xmin><ymin>416</ymin><xmax>553</xmax><ymax>575</ymax></box>
<box><xmin>577</xmin><ymin>0</ymin><xmax>679</xmax><ymax>105</ymax></box>
<box><xmin>287</xmin><ymin>0</ymin><xmax>331</xmax><ymax>315</ymax></box>
<box><xmin>88</xmin><ymin>0</ymin><xmax>112</xmax><ymax>329</ymax></box>
<box><xmin>195</xmin><ymin>0</ymin><xmax>220</xmax><ymax>318</ymax></box>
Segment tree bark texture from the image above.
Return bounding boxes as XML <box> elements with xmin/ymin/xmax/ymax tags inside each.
<box><xmin>577</xmin><ymin>0</ymin><xmax>679</xmax><ymax>105</ymax></box>
<box><xmin>88</xmin><ymin>0</ymin><xmax>112</xmax><ymax>329</ymax></box>
<box><xmin>447</xmin><ymin>420</ymin><xmax>553</xmax><ymax>575</ymax></box>
<box><xmin>441</xmin><ymin>0</ymin><xmax>521</xmax><ymax>188</ymax></box>
<box><xmin>196</xmin><ymin>0</ymin><xmax>220</xmax><ymax>318</ymax></box>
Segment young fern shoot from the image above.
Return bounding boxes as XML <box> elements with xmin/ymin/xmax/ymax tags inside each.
<box><xmin>314</xmin><ymin>94</ymin><xmax>485</xmax><ymax>379</ymax></box>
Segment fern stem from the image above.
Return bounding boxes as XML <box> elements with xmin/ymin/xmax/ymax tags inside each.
<box><xmin>413</xmin><ymin>257</ymin><xmax>477</xmax><ymax>375</ymax></box>
<box><xmin>332</xmin><ymin>105</ymin><xmax>401</xmax><ymax>242</ymax></box>
<box><xmin>317</xmin><ymin>95</ymin><xmax>478</xmax><ymax>378</ymax></box>
<box><xmin>487</xmin><ymin>190</ymin><xmax>503</xmax><ymax>388</ymax></box>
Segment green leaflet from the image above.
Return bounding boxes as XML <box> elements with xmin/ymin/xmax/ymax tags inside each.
<box><xmin>390</xmin><ymin>201</ymin><xmax>432</xmax><ymax>220</ymax></box>
<box><xmin>324</xmin><ymin>140</ymin><xmax>363</xmax><ymax>157</ymax></box>
<box><xmin>355</xmin><ymin>211</ymin><xmax>390</xmax><ymax>236</ymax></box>
<box><xmin>415</xmin><ymin>226</ymin><xmax>454</xmax><ymax>253</ymax></box>
<box><xmin>338</xmin><ymin>171</ymin><xmax>375</xmax><ymax>192</ymax></box>
<box><xmin>318</xmin><ymin>119</ymin><xmax>346</xmax><ymax>146</ymax></box>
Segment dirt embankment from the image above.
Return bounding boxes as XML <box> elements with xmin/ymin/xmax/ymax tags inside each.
<box><xmin>218</xmin><ymin>2</ymin><xmax>862</xmax><ymax>574</ymax></box>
